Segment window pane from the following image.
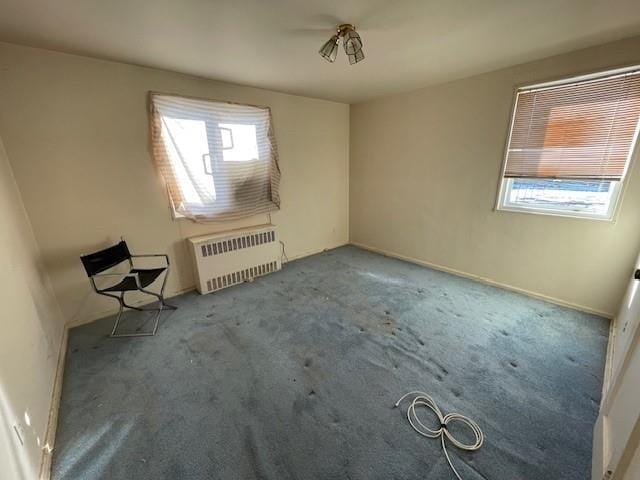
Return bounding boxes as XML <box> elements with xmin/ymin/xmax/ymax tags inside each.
<box><xmin>505</xmin><ymin>178</ymin><xmax>616</xmax><ymax>216</ymax></box>
<box><xmin>161</xmin><ymin>117</ymin><xmax>215</xmax><ymax>205</ymax></box>
<box><xmin>219</xmin><ymin>123</ymin><xmax>259</xmax><ymax>162</ymax></box>
<box><xmin>220</xmin><ymin>127</ymin><xmax>233</xmax><ymax>149</ymax></box>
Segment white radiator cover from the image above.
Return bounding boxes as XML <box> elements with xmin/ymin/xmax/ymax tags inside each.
<box><xmin>188</xmin><ymin>224</ymin><xmax>281</xmax><ymax>294</ymax></box>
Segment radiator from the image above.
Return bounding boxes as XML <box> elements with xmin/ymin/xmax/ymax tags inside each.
<box><xmin>188</xmin><ymin>224</ymin><xmax>281</xmax><ymax>294</ymax></box>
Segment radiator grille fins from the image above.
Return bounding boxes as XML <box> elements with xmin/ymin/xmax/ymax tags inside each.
<box><xmin>190</xmin><ymin>226</ymin><xmax>281</xmax><ymax>296</ymax></box>
<box><xmin>201</xmin><ymin>230</ymin><xmax>276</xmax><ymax>258</ymax></box>
<box><xmin>206</xmin><ymin>261</ymin><xmax>278</xmax><ymax>292</ymax></box>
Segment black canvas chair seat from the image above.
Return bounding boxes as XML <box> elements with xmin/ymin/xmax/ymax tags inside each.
<box><xmin>103</xmin><ymin>267</ymin><xmax>167</xmax><ymax>292</ymax></box>
<box><xmin>80</xmin><ymin>240</ymin><xmax>176</xmax><ymax>337</ymax></box>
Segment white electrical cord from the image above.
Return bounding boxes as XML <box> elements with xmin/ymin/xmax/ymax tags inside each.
<box><xmin>394</xmin><ymin>391</ymin><xmax>484</xmax><ymax>480</ymax></box>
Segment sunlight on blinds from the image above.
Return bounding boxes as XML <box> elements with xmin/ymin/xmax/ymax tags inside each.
<box><xmin>504</xmin><ymin>70</ymin><xmax>640</xmax><ymax>180</ymax></box>
<box><xmin>150</xmin><ymin>93</ymin><xmax>281</xmax><ymax>221</ymax></box>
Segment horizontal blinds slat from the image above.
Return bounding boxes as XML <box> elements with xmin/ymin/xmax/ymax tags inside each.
<box><xmin>504</xmin><ymin>71</ymin><xmax>640</xmax><ymax>181</ymax></box>
<box><xmin>149</xmin><ymin>93</ymin><xmax>281</xmax><ymax>221</ymax></box>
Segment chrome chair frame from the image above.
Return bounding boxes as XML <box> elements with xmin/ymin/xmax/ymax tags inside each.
<box><xmin>83</xmin><ymin>245</ymin><xmax>177</xmax><ymax>338</ymax></box>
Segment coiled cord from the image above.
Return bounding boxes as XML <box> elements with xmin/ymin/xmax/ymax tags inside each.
<box><xmin>394</xmin><ymin>391</ymin><xmax>484</xmax><ymax>480</ymax></box>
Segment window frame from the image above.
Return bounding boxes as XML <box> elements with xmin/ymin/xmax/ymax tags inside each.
<box><xmin>495</xmin><ymin>65</ymin><xmax>640</xmax><ymax>222</ymax></box>
<box><xmin>497</xmin><ymin>178</ymin><xmax>623</xmax><ymax>221</ymax></box>
<box><xmin>149</xmin><ymin>92</ymin><xmax>281</xmax><ymax>222</ymax></box>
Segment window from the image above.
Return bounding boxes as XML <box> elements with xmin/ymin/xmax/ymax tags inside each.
<box><xmin>149</xmin><ymin>93</ymin><xmax>281</xmax><ymax>221</ymax></box>
<box><xmin>497</xmin><ymin>68</ymin><xmax>640</xmax><ymax>220</ymax></box>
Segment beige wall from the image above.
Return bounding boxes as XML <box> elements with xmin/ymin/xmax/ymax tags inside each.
<box><xmin>350</xmin><ymin>35</ymin><xmax>640</xmax><ymax>317</ymax></box>
<box><xmin>0</xmin><ymin>136</ymin><xmax>65</xmax><ymax>480</ymax></box>
<box><xmin>0</xmin><ymin>42</ymin><xmax>350</xmax><ymax>325</ymax></box>
<box><xmin>624</xmin><ymin>443</ymin><xmax>640</xmax><ymax>479</ymax></box>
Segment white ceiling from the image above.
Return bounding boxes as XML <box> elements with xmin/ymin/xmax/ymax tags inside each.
<box><xmin>1</xmin><ymin>0</ymin><xmax>640</xmax><ymax>103</ymax></box>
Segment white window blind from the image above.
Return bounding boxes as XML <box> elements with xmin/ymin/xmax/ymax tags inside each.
<box><xmin>149</xmin><ymin>93</ymin><xmax>281</xmax><ymax>221</ymax></box>
<box><xmin>504</xmin><ymin>70</ymin><xmax>640</xmax><ymax>181</ymax></box>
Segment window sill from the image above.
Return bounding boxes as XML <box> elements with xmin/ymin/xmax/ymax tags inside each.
<box><xmin>496</xmin><ymin>205</ymin><xmax>615</xmax><ymax>222</ymax></box>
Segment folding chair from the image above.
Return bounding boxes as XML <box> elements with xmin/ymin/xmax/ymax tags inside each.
<box><xmin>80</xmin><ymin>240</ymin><xmax>176</xmax><ymax>337</ymax></box>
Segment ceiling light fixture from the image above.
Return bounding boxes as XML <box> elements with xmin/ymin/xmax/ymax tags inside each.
<box><xmin>319</xmin><ymin>24</ymin><xmax>365</xmax><ymax>65</ymax></box>
<box><xmin>319</xmin><ymin>34</ymin><xmax>340</xmax><ymax>63</ymax></box>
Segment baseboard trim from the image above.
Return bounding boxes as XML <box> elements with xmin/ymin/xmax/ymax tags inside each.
<box><xmin>602</xmin><ymin>318</ymin><xmax>617</xmax><ymax>399</ymax></box>
<box><xmin>284</xmin><ymin>241</ymin><xmax>350</xmax><ymax>263</ymax></box>
<box><xmin>39</xmin><ymin>327</ymin><xmax>69</xmax><ymax>480</ymax></box>
<box><xmin>351</xmin><ymin>241</ymin><xmax>613</xmax><ymax>319</ymax></box>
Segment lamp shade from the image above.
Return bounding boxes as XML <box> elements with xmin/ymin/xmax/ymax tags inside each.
<box><xmin>342</xmin><ymin>29</ymin><xmax>363</xmax><ymax>55</ymax></box>
<box><xmin>347</xmin><ymin>49</ymin><xmax>365</xmax><ymax>65</ymax></box>
<box><xmin>319</xmin><ymin>35</ymin><xmax>339</xmax><ymax>62</ymax></box>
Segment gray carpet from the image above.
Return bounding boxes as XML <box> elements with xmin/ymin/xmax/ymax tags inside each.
<box><xmin>51</xmin><ymin>246</ymin><xmax>609</xmax><ymax>479</ymax></box>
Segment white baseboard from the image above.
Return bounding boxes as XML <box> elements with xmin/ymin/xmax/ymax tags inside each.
<box><xmin>284</xmin><ymin>241</ymin><xmax>349</xmax><ymax>263</ymax></box>
<box><xmin>351</xmin><ymin>241</ymin><xmax>613</xmax><ymax>319</ymax></box>
<box><xmin>39</xmin><ymin>327</ymin><xmax>69</xmax><ymax>480</ymax></box>
<box><xmin>602</xmin><ymin>318</ymin><xmax>617</xmax><ymax>399</ymax></box>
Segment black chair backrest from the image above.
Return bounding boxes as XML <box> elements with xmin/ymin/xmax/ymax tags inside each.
<box><xmin>80</xmin><ymin>240</ymin><xmax>131</xmax><ymax>277</ymax></box>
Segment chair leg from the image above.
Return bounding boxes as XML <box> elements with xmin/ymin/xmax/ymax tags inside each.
<box><xmin>109</xmin><ymin>292</ymin><xmax>161</xmax><ymax>338</ymax></box>
<box><xmin>121</xmin><ymin>295</ymin><xmax>144</xmax><ymax>311</ymax></box>
<box><xmin>109</xmin><ymin>293</ymin><xmax>125</xmax><ymax>337</ymax></box>
<box><xmin>161</xmin><ymin>301</ymin><xmax>178</xmax><ymax>310</ymax></box>
<box><xmin>138</xmin><ymin>289</ymin><xmax>177</xmax><ymax>310</ymax></box>
<box><xmin>99</xmin><ymin>270</ymin><xmax>177</xmax><ymax>338</ymax></box>
<box><xmin>126</xmin><ymin>268</ymin><xmax>177</xmax><ymax>311</ymax></box>
<box><xmin>111</xmin><ymin>312</ymin><xmax>161</xmax><ymax>338</ymax></box>
<box><xmin>158</xmin><ymin>267</ymin><xmax>177</xmax><ymax>310</ymax></box>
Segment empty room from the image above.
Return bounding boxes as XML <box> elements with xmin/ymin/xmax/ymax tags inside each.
<box><xmin>2</xmin><ymin>1</ymin><xmax>640</xmax><ymax>479</ymax></box>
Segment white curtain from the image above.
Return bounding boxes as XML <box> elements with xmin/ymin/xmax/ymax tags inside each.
<box><xmin>150</xmin><ymin>93</ymin><xmax>281</xmax><ymax>221</ymax></box>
